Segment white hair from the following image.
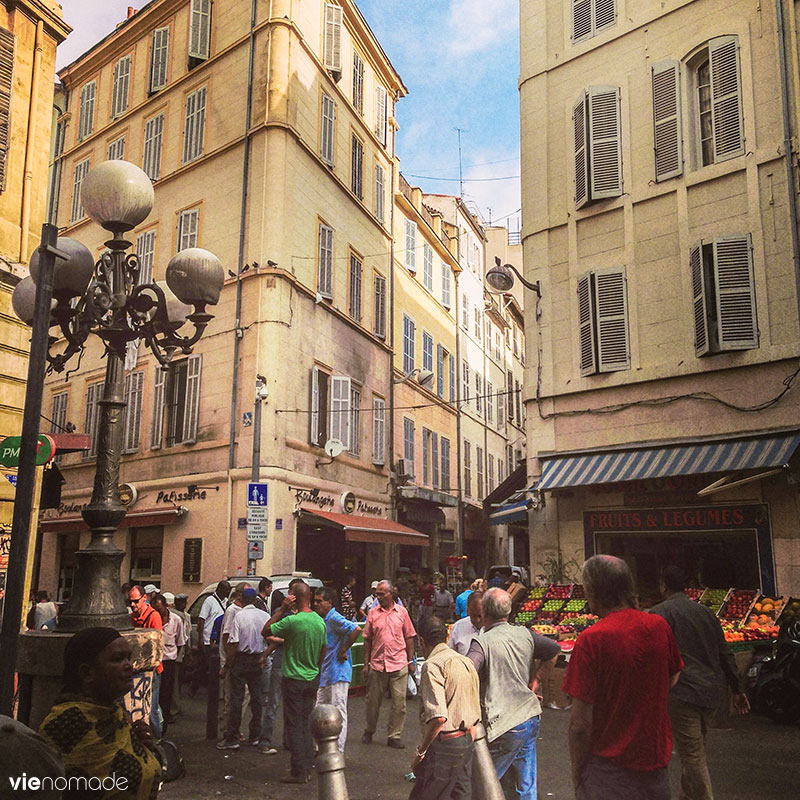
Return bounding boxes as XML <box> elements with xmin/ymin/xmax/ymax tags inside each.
<box><xmin>482</xmin><ymin>587</ymin><xmax>511</xmax><ymax>620</ymax></box>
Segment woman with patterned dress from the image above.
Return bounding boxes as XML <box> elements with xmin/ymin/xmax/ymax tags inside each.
<box><xmin>39</xmin><ymin>627</ymin><xmax>162</xmax><ymax>799</ymax></box>
<box><xmin>340</xmin><ymin>574</ymin><xmax>357</xmax><ymax>620</ymax></box>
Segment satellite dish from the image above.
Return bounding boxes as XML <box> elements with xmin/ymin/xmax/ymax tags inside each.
<box><xmin>324</xmin><ymin>438</ymin><xmax>344</xmax><ymax>458</ymax></box>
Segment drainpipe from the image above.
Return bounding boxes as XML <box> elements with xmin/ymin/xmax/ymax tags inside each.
<box><xmin>775</xmin><ymin>0</ymin><xmax>800</xmax><ymax>323</ymax></box>
<box><xmin>20</xmin><ymin>20</ymin><xmax>44</xmax><ymax>263</ymax></box>
<box><xmin>455</xmin><ymin>219</ymin><xmax>465</xmax><ymax>561</ymax></box>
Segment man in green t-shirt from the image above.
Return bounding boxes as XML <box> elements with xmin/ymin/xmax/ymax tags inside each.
<box><xmin>262</xmin><ymin>581</ymin><xmax>326</xmax><ymax>784</ymax></box>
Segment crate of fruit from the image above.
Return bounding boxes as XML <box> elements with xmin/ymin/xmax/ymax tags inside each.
<box><xmin>778</xmin><ymin>597</ymin><xmax>800</xmax><ymax>625</ymax></box>
<box><xmin>526</xmin><ymin>586</ymin><xmax>546</xmax><ymax>600</ymax></box>
<box><xmin>683</xmin><ymin>587</ymin><xmax>704</xmax><ymax>601</ymax></box>
<box><xmin>561</xmin><ymin>598</ymin><xmax>588</xmax><ymax>615</ymax></box>
<box><xmin>545</xmin><ymin>584</ymin><xmax>573</xmax><ymax>600</ymax></box>
<box><xmin>719</xmin><ymin>588</ymin><xmax>759</xmax><ymax>622</ymax></box>
<box><xmin>571</xmin><ymin>584</ymin><xmax>586</xmax><ymax>599</ymax></box>
<box><xmin>699</xmin><ymin>588</ymin><xmax>729</xmax><ymax>615</ymax></box>
<box><xmin>742</xmin><ymin>594</ymin><xmax>787</xmax><ymax>630</ymax></box>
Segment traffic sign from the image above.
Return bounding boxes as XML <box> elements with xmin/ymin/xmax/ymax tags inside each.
<box><xmin>248</xmin><ymin>541</ymin><xmax>264</xmax><ymax>560</ymax></box>
<box><xmin>247</xmin><ymin>482</ymin><xmax>268</xmax><ymax>507</ymax></box>
<box><xmin>246</xmin><ymin>525</ymin><xmax>268</xmax><ymax>541</ymax></box>
<box><xmin>0</xmin><ymin>434</ymin><xmax>56</xmax><ymax>468</ymax></box>
<box><xmin>247</xmin><ymin>506</ymin><xmax>267</xmax><ymax>524</ymax></box>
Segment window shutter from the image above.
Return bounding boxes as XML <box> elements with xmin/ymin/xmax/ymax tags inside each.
<box><xmin>112</xmin><ymin>56</ymin><xmax>131</xmax><ymax>118</ymax></box>
<box><xmin>136</xmin><ymin>230</ymin><xmax>156</xmax><ymax>285</ymax></box>
<box><xmin>437</xmin><ymin>345</ymin><xmax>444</xmax><ymax>397</ymax></box>
<box><xmin>182</xmin><ymin>354</ymin><xmax>202</xmax><ymax>443</ymax></box>
<box><xmin>318</xmin><ymin>224</ymin><xmax>333</xmax><ymax>298</ymax></box>
<box><xmin>151</xmin><ymin>27</ymin><xmax>170</xmax><ymax>92</ymax></box>
<box><xmin>441</xmin><ymin>261</ymin><xmax>451</xmax><ymax>307</ymax></box>
<box><xmin>594</xmin><ymin>0</ymin><xmax>617</xmax><ymax>31</ymax></box>
<box><xmin>143</xmin><ymin>114</ymin><xmax>164</xmax><ymax>180</ymax></box>
<box><xmin>0</xmin><ymin>28</ymin><xmax>14</xmax><ymax>192</ymax></box>
<box><xmin>374</xmin><ymin>163</ymin><xmax>385</xmax><ymax>221</ymax></box>
<box><xmin>329</xmin><ymin>376</ymin><xmax>351</xmax><ymax>449</ymax></box>
<box><xmin>709</xmin><ymin>36</ymin><xmax>744</xmax><ymax>162</ymax></box>
<box><xmin>151</xmin><ymin>368</ymin><xmax>166</xmax><ymax>449</ymax></box>
<box><xmin>432</xmin><ymin>432</ymin><xmax>440</xmax><ymax>488</ymax></box>
<box><xmin>713</xmin><ymin>234</ymin><xmax>758</xmax><ymax>350</ymax></box>
<box><xmin>577</xmin><ymin>273</ymin><xmax>597</xmax><ymax>375</ymax></box>
<box><xmin>78</xmin><ymin>81</ymin><xmax>96</xmax><ymax>141</ymax></box>
<box><xmin>310</xmin><ymin>366</ymin><xmax>320</xmax><ymax>445</ymax></box>
<box><xmin>324</xmin><ymin>3</ymin><xmax>343</xmax><ymax>71</ymax></box>
<box><xmin>588</xmin><ymin>85</ymin><xmax>622</xmax><ymax>199</ymax></box>
<box><xmin>122</xmin><ymin>371</ymin><xmax>144</xmax><ymax>453</ymax></box>
<box><xmin>321</xmin><ymin>93</ymin><xmax>335</xmax><ymax>165</ymax></box>
<box><xmin>404</xmin><ymin>219</ymin><xmax>417</xmax><ymax>272</ymax></box>
<box><xmin>353</xmin><ymin>52</ymin><xmax>364</xmax><ymax>114</ymax></box>
<box><xmin>572</xmin><ymin>0</ymin><xmax>592</xmax><ymax>41</ymax></box>
<box><xmin>573</xmin><ymin>92</ymin><xmax>589</xmax><ymax>209</ymax></box>
<box><xmin>373</xmin><ymin>273</ymin><xmax>386</xmax><ymax>338</ymax></box>
<box><xmin>595</xmin><ymin>268</ymin><xmax>630</xmax><ymax>372</ymax></box>
<box><xmin>690</xmin><ymin>241</ymin><xmax>710</xmax><ymax>356</ymax></box>
<box><xmin>651</xmin><ymin>60</ymin><xmax>682</xmax><ymax>181</ymax></box>
<box><xmin>84</xmin><ymin>383</ymin><xmax>101</xmax><ymax>457</ymax></box>
<box><xmin>189</xmin><ymin>0</ymin><xmax>211</xmax><ymax>60</ymax></box>
<box><xmin>375</xmin><ymin>85</ymin><xmax>387</xmax><ymax>145</ymax></box>
<box><xmin>372</xmin><ymin>397</ymin><xmax>385</xmax><ymax>464</ymax></box>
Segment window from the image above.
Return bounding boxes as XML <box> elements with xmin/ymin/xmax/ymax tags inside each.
<box><xmin>135</xmin><ymin>230</ymin><xmax>156</xmax><ymax>284</ymax></box>
<box><xmin>461</xmin><ymin>361</ymin><xmax>470</xmax><ymax>403</ymax></box>
<box><xmin>476</xmin><ymin>446</ymin><xmax>484</xmax><ymax>498</ymax></box>
<box><xmin>506</xmin><ymin>444</ymin><xmax>514</xmax><ymax>477</ymax></box>
<box><xmin>691</xmin><ymin>235</ymin><xmax>757</xmax><ymax>356</ymax></box>
<box><xmin>573</xmin><ymin>86</ymin><xmax>622</xmax><ymax>209</ymax></box>
<box><xmin>487</xmin><ymin>381</ymin><xmax>494</xmax><ymax>423</ymax></box>
<box><xmin>310</xmin><ymin>366</ymin><xmax>329</xmax><ymax>447</ymax></box>
<box><xmin>422</xmin><ymin>428</ymin><xmax>430</xmax><ymax>485</ymax></box>
<box><xmin>351</xmin><ymin>134</ymin><xmax>363</xmax><ymax>199</ymax></box>
<box><xmin>474</xmin><ymin>305</ymin><xmax>482</xmax><ymax>340</ymax></box>
<box><xmin>651</xmin><ymin>60</ymin><xmax>682</xmax><ymax>181</ymax></box>
<box><xmin>461</xmin><ymin>292</ymin><xmax>469</xmax><ymax>329</ymax></box>
<box><xmin>475</xmin><ymin>373</ymin><xmax>482</xmax><ymax>413</ymax></box>
<box><xmin>441</xmin><ymin>261</ymin><xmax>451</xmax><ymax>308</ymax></box>
<box><xmin>188</xmin><ymin>0</ymin><xmax>211</xmax><ymax>62</ymax></box>
<box><xmin>507</xmin><ymin>370</ymin><xmax>515</xmax><ymax>422</ymax></box>
<box><xmin>431</xmin><ymin>432</ymin><xmax>439</xmax><ymax>489</ymax></box>
<box><xmin>372</xmin><ymin>396</ymin><xmax>385</xmax><ymax>464</ymax></box>
<box><xmin>51</xmin><ymin>392</ymin><xmax>68</xmax><ymax>462</ymax></box>
<box><xmin>142</xmin><ymin>113</ymin><xmax>164</xmax><ymax>180</ymax></box>
<box><xmin>437</xmin><ymin>345</ymin><xmax>445</xmax><ymax>398</ymax></box>
<box><xmin>152</xmin><ymin>355</ymin><xmax>202</xmax><ymax>447</ymax></box>
<box><xmin>349</xmin><ymin>385</ymin><xmax>361</xmax><ymax>456</ymax></box>
<box><xmin>463</xmin><ymin>440</ymin><xmax>472</xmax><ymax>497</ymax></box>
<box><xmin>498</xmin><ymin>458</ymin><xmax>505</xmax><ymax>484</ymax></box>
<box><xmin>440</xmin><ymin>437</ymin><xmax>451</xmax><ymax>491</ymax></box>
<box><xmin>578</xmin><ymin>267</ymin><xmax>630</xmax><ymax>375</ymax></box>
<box><xmin>78</xmin><ymin>81</ymin><xmax>96</xmax><ymax>141</ymax></box>
<box><xmin>122</xmin><ymin>370</ymin><xmax>144</xmax><ymax>453</ymax></box>
<box><xmin>318</xmin><ymin>223</ymin><xmax>334</xmax><ymax>299</ymax></box>
<box><xmin>449</xmin><ymin>355</ymin><xmax>455</xmax><ymax>403</ymax></box>
<box><xmin>0</xmin><ymin>28</ymin><xmax>14</xmax><ymax>191</ymax></box>
<box><xmin>373</xmin><ymin>273</ymin><xmax>387</xmax><ymax>338</ymax></box>
<box><xmin>320</xmin><ymin>93</ymin><xmax>336</xmax><ymax>166</ymax></box>
<box><xmin>84</xmin><ymin>382</ymin><xmax>103</xmax><ymax>457</ymax></box>
<box><xmin>374</xmin><ymin>163</ymin><xmax>385</xmax><ymax>222</ymax></box>
<box><xmin>494</xmin><ymin>330</ymin><xmax>502</xmax><ymax>361</ymax></box>
<box><xmin>107</xmin><ymin>135</ymin><xmax>125</xmax><ymax>161</ymax></box>
<box><xmin>515</xmin><ymin>378</ymin><xmax>522</xmax><ymax>423</ymax></box>
<box><xmin>349</xmin><ymin>253</ymin><xmax>362</xmax><ymax>322</ymax></box>
<box><xmin>330</xmin><ymin>375</ymin><xmax>351</xmax><ymax>449</ymax></box>
<box><xmin>150</xmin><ymin>26</ymin><xmax>170</xmax><ymax>92</ymax></box>
<box><xmin>488</xmin><ymin>454</ymin><xmax>495</xmax><ymax>493</ymax></box>
<box><xmin>404</xmin><ymin>219</ymin><xmax>417</xmax><ymax>272</ymax></box>
<box><xmin>572</xmin><ymin>0</ymin><xmax>616</xmax><ymax>43</ymax></box>
<box><xmin>183</xmin><ymin>86</ymin><xmax>206</xmax><ymax>163</ymax></box>
<box><xmin>352</xmin><ymin>52</ymin><xmax>364</xmax><ymax>114</ymax></box>
<box><xmin>70</xmin><ymin>158</ymin><xmax>90</xmax><ymax>223</ymax></box>
<box><xmin>375</xmin><ymin>85</ymin><xmax>387</xmax><ymax>145</ymax></box>
<box><xmin>423</xmin><ymin>244</ymin><xmax>433</xmax><ymax>291</ymax></box>
<box><xmin>422</xmin><ymin>332</ymin><xmax>433</xmax><ymax>373</ymax></box>
<box><xmin>402</xmin><ymin>315</ymin><xmax>415</xmax><ymax>374</ymax></box>
<box><xmin>177</xmin><ymin>208</ymin><xmax>199</xmax><ymax>251</ymax></box>
<box><xmin>403</xmin><ymin>417</ymin><xmax>415</xmax><ymax>464</ymax></box>
<box><xmin>324</xmin><ymin>3</ymin><xmax>342</xmax><ymax>72</ymax></box>
<box><xmin>497</xmin><ymin>389</ymin><xmax>506</xmax><ymax>431</ymax></box>
<box><xmin>111</xmin><ymin>55</ymin><xmax>131</xmax><ymax>118</ymax></box>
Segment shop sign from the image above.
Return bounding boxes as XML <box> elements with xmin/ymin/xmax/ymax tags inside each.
<box><xmin>291</xmin><ymin>486</ymin><xmax>335</xmax><ymax>511</ymax></box>
<box><xmin>182</xmin><ymin>538</ymin><xmax>202</xmax><ymax>582</ymax></box>
<box><xmin>341</xmin><ymin>492</ymin><xmax>356</xmax><ymax>513</ymax></box>
<box><xmin>0</xmin><ymin>434</ymin><xmax>56</xmax><ymax>467</ymax></box>
<box><xmin>156</xmin><ymin>486</ymin><xmax>217</xmax><ymax>504</ymax></box>
<box><xmin>583</xmin><ymin>505</ymin><xmax>768</xmax><ymax>533</ymax></box>
<box><xmin>356</xmin><ymin>500</ymin><xmax>383</xmax><ymax>516</ymax></box>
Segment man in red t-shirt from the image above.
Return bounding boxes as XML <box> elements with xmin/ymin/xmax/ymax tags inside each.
<box><xmin>563</xmin><ymin>555</ymin><xmax>683</xmax><ymax>800</ymax></box>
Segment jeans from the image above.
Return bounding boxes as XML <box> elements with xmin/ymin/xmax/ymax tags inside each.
<box><xmin>488</xmin><ymin>715</ymin><xmax>540</xmax><ymax>800</ymax></box>
<box><xmin>316</xmin><ymin>681</ymin><xmax>350</xmax><ymax>752</ymax></box>
<box><xmin>149</xmin><ymin>670</ymin><xmax>162</xmax><ymax>740</ymax></box>
<box><xmin>224</xmin><ymin>653</ymin><xmax>265</xmax><ymax>743</ymax></box>
<box><xmin>261</xmin><ymin>649</ymin><xmax>282</xmax><ymax>746</ymax></box>
<box><xmin>577</xmin><ymin>756</ymin><xmax>670</xmax><ymax>800</ymax></box>
<box><xmin>668</xmin><ymin>697</ymin><xmax>715</xmax><ymax>800</ymax></box>
<box><xmin>410</xmin><ymin>733</ymin><xmax>474</xmax><ymax>800</ymax></box>
<box><xmin>283</xmin><ymin>676</ymin><xmax>319</xmax><ymax>777</ymax></box>
<box><xmin>364</xmin><ymin>665</ymin><xmax>408</xmax><ymax>740</ymax></box>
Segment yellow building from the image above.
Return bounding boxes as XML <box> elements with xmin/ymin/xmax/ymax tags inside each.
<box><xmin>38</xmin><ymin>0</ymin><xmax>418</xmax><ymax>600</ymax></box>
<box><xmin>521</xmin><ymin>0</ymin><xmax>800</xmax><ymax>596</ymax></box>
<box><xmin>0</xmin><ymin>0</ymin><xmax>69</xmax><ymax>594</ymax></box>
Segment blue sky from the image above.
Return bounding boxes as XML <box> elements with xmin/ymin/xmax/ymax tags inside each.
<box><xmin>56</xmin><ymin>0</ymin><xmax>521</xmax><ymax>230</ymax></box>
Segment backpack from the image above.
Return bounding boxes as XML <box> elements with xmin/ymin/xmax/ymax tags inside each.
<box><xmin>209</xmin><ymin>613</ymin><xmax>224</xmax><ymax>645</ymax></box>
<box><xmin>154</xmin><ymin>739</ymin><xmax>185</xmax><ymax>783</ymax></box>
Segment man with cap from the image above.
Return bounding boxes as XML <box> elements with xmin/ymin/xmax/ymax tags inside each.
<box><xmin>359</xmin><ymin>581</ymin><xmax>380</xmax><ymax>621</ymax></box>
<box><xmin>151</xmin><ymin>593</ymin><xmax>187</xmax><ymax>735</ymax></box>
<box><xmin>143</xmin><ymin>583</ymin><xmax>158</xmax><ymax>603</ymax></box>
<box><xmin>192</xmin><ymin>580</ymin><xmax>230</xmax><ymax>696</ymax></box>
<box><xmin>217</xmin><ymin>587</ymin><xmax>270</xmax><ymax>750</ymax></box>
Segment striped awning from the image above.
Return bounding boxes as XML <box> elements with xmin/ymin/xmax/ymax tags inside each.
<box><xmin>489</xmin><ymin>499</ymin><xmax>530</xmax><ymax>526</ymax></box>
<box><xmin>534</xmin><ymin>430</ymin><xmax>800</xmax><ymax>491</ymax></box>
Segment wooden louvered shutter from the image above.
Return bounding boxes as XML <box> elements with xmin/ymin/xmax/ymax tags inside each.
<box><xmin>0</xmin><ymin>28</ymin><xmax>13</xmax><ymax>193</ymax></box>
<box><xmin>572</xmin><ymin>0</ymin><xmax>592</xmax><ymax>41</ymax></box>
<box><xmin>151</xmin><ymin>367</ymin><xmax>166</xmax><ymax>449</ymax></box>
<box><xmin>594</xmin><ymin>0</ymin><xmax>617</xmax><ymax>32</ymax></box>
<box><xmin>709</xmin><ymin>36</ymin><xmax>744</xmax><ymax>162</ymax></box>
<box><xmin>573</xmin><ymin>92</ymin><xmax>589</xmax><ymax>209</ymax></box>
<box><xmin>577</xmin><ymin>273</ymin><xmax>596</xmax><ymax>375</ymax></box>
<box><xmin>652</xmin><ymin>61</ymin><xmax>682</xmax><ymax>181</ymax></box>
<box><xmin>330</xmin><ymin>376</ymin><xmax>351</xmax><ymax>449</ymax></box>
<box><xmin>713</xmin><ymin>235</ymin><xmax>758</xmax><ymax>350</ymax></box>
<box><xmin>588</xmin><ymin>86</ymin><xmax>622</xmax><ymax>199</ymax></box>
<box><xmin>595</xmin><ymin>268</ymin><xmax>630</xmax><ymax>372</ymax></box>
<box><xmin>324</xmin><ymin>4</ymin><xmax>342</xmax><ymax>72</ymax></box>
<box><xmin>690</xmin><ymin>242</ymin><xmax>710</xmax><ymax>356</ymax></box>
<box><xmin>182</xmin><ymin>354</ymin><xmax>202</xmax><ymax>443</ymax></box>
<box><xmin>189</xmin><ymin>0</ymin><xmax>211</xmax><ymax>60</ymax></box>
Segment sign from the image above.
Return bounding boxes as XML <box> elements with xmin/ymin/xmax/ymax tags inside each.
<box><xmin>247</xmin><ymin>506</ymin><xmax>268</xmax><ymax>541</ymax></box>
<box><xmin>242</xmin><ymin>411</ymin><xmax>253</xmax><ymax>427</ymax></box>
<box><xmin>583</xmin><ymin>505</ymin><xmax>768</xmax><ymax>533</ymax></box>
<box><xmin>0</xmin><ymin>434</ymin><xmax>56</xmax><ymax>467</ymax></box>
<box><xmin>247</xmin><ymin>506</ymin><xmax>267</xmax><ymax>524</ymax></box>
<box><xmin>182</xmin><ymin>538</ymin><xmax>203</xmax><ymax>582</ymax></box>
<box><xmin>248</xmin><ymin>541</ymin><xmax>264</xmax><ymax>560</ymax></box>
<box><xmin>0</xmin><ymin>534</ymin><xmax>10</xmax><ymax>571</ymax></box>
<box><xmin>247</xmin><ymin>482</ymin><xmax>268</xmax><ymax>507</ymax></box>
<box><xmin>6</xmin><ymin>475</ymin><xmax>16</xmax><ymax>487</ymax></box>
<box><xmin>119</xmin><ymin>483</ymin><xmax>138</xmax><ymax>507</ymax></box>
<box><xmin>237</xmin><ymin>517</ymin><xmax>247</xmax><ymax>529</ymax></box>
<box><xmin>275</xmin><ymin>518</ymin><xmax>283</xmax><ymax>530</ymax></box>
<box><xmin>341</xmin><ymin>491</ymin><xmax>356</xmax><ymax>513</ymax></box>
<box><xmin>246</xmin><ymin>525</ymin><xmax>268</xmax><ymax>541</ymax></box>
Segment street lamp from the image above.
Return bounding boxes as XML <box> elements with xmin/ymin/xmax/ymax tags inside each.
<box><xmin>12</xmin><ymin>160</ymin><xmax>224</xmax><ymax>631</ymax></box>
<box><xmin>393</xmin><ymin>367</ymin><xmax>434</xmax><ymax>390</ymax></box>
<box><xmin>485</xmin><ymin>256</ymin><xmax>540</xmax><ymax>296</ymax></box>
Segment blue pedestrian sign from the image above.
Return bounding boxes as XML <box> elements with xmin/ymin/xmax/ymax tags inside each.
<box><xmin>247</xmin><ymin>482</ymin><xmax>268</xmax><ymax>507</ymax></box>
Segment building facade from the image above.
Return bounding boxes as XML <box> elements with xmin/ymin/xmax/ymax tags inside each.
<box><xmin>521</xmin><ymin>0</ymin><xmax>800</xmax><ymax>598</ymax></box>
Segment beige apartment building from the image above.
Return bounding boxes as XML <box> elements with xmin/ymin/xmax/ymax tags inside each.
<box><xmin>520</xmin><ymin>0</ymin><xmax>800</xmax><ymax>597</ymax></box>
<box><xmin>38</xmin><ymin>0</ymin><xmax>416</xmax><ymax>599</ymax></box>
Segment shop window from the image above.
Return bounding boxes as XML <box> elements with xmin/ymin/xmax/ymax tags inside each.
<box><xmin>129</xmin><ymin>526</ymin><xmax>163</xmax><ymax>586</ymax></box>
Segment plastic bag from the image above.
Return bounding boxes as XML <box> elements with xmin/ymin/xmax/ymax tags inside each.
<box><xmin>407</xmin><ymin>659</ymin><xmax>421</xmax><ymax>697</ymax></box>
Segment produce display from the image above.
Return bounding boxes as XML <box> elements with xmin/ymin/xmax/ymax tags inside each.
<box><xmin>683</xmin><ymin>587</ymin><xmax>704</xmax><ymax>601</ymax></box>
<box><xmin>720</xmin><ymin>589</ymin><xmax>758</xmax><ymax>621</ymax></box>
<box><xmin>545</xmin><ymin>584</ymin><xmax>572</xmax><ymax>599</ymax></box>
<box><xmin>542</xmin><ymin>599</ymin><xmax>565</xmax><ymax>612</ymax></box>
<box><xmin>743</xmin><ymin>595</ymin><xmax>786</xmax><ymax>629</ymax></box>
<box><xmin>530</xmin><ymin>624</ymin><xmax>557</xmax><ymax>636</ymax></box>
<box><xmin>528</xmin><ymin>587</ymin><xmax>546</xmax><ymax>599</ymax></box>
<box><xmin>562</xmin><ymin>599</ymin><xmax>587</xmax><ymax>613</ymax></box>
<box><xmin>778</xmin><ymin>598</ymin><xmax>800</xmax><ymax>624</ymax></box>
<box><xmin>571</xmin><ymin>584</ymin><xmax>586</xmax><ymax>599</ymax></box>
<box><xmin>699</xmin><ymin>588</ymin><xmax>728</xmax><ymax>615</ymax></box>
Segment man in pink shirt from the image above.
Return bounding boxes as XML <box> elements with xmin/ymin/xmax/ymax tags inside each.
<box><xmin>361</xmin><ymin>579</ymin><xmax>416</xmax><ymax>748</ymax></box>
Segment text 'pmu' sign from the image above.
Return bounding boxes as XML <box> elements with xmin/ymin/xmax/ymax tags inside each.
<box><xmin>0</xmin><ymin>434</ymin><xmax>56</xmax><ymax>468</ymax></box>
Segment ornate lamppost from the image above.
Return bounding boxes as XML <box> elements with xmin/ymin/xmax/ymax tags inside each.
<box><xmin>12</xmin><ymin>160</ymin><xmax>224</xmax><ymax>631</ymax></box>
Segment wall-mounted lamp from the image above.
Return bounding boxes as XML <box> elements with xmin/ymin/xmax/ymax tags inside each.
<box><xmin>486</xmin><ymin>256</ymin><xmax>540</xmax><ymax>296</ymax></box>
<box><xmin>393</xmin><ymin>367</ymin><xmax>434</xmax><ymax>390</ymax></box>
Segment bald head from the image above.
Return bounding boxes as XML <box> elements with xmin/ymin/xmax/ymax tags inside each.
<box><xmin>292</xmin><ymin>582</ymin><xmax>311</xmax><ymax>604</ymax></box>
<box><xmin>582</xmin><ymin>554</ymin><xmax>638</xmax><ymax>614</ymax></box>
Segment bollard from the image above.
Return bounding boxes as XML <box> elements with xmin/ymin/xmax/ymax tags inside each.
<box><xmin>472</xmin><ymin>721</ymin><xmax>505</xmax><ymax>800</ymax></box>
<box><xmin>205</xmin><ymin>650</ymin><xmax>221</xmax><ymax>740</ymax></box>
<box><xmin>311</xmin><ymin>704</ymin><xmax>349</xmax><ymax>800</ymax></box>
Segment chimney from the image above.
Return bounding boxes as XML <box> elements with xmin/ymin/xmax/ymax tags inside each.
<box><xmin>127</xmin><ymin>7</ymin><xmax>137</xmax><ymax>19</ymax></box>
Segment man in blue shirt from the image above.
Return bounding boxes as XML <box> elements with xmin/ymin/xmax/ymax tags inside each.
<box><xmin>313</xmin><ymin>586</ymin><xmax>362</xmax><ymax>752</ymax></box>
<box><xmin>455</xmin><ymin>579</ymin><xmax>481</xmax><ymax>619</ymax></box>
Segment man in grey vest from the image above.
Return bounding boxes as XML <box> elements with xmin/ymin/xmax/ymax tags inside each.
<box><xmin>466</xmin><ymin>587</ymin><xmax>560</xmax><ymax>800</ymax></box>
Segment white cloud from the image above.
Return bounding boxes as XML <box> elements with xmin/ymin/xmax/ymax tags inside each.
<box><xmin>445</xmin><ymin>0</ymin><xmax>519</xmax><ymax>57</ymax></box>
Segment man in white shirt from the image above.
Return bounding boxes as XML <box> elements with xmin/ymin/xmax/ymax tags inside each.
<box><xmin>152</xmin><ymin>593</ymin><xmax>187</xmax><ymax>734</ymax></box>
<box><xmin>191</xmin><ymin>580</ymin><xmax>230</xmax><ymax>696</ymax></box>
<box><xmin>448</xmin><ymin>591</ymin><xmax>483</xmax><ymax>655</ymax></box>
<box><xmin>219</xmin><ymin>587</ymin><xmax>246</xmax><ymax>732</ymax></box>
<box><xmin>359</xmin><ymin>582</ymin><xmax>380</xmax><ymax>620</ymax></box>
<box><xmin>33</xmin><ymin>591</ymin><xmax>58</xmax><ymax>630</ymax></box>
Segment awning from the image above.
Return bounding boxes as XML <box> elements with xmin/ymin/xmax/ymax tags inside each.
<box><xmin>489</xmin><ymin>499</ymin><xmax>530</xmax><ymax>526</ymax></box>
<box><xmin>297</xmin><ymin>510</ymin><xmax>429</xmax><ymax>547</ymax></box>
<box><xmin>40</xmin><ymin>506</ymin><xmax>188</xmax><ymax>533</ymax></box>
<box><xmin>534</xmin><ymin>430</ymin><xmax>800</xmax><ymax>491</ymax></box>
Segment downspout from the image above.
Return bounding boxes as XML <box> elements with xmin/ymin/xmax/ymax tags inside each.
<box><xmin>20</xmin><ymin>20</ymin><xmax>44</xmax><ymax>263</ymax></box>
<box><xmin>455</xmin><ymin>218</ymin><xmax>465</xmax><ymax>560</ymax></box>
<box><xmin>775</xmin><ymin>0</ymin><xmax>800</xmax><ymax>323</ymax></box>
<box><xmin>388</xmin><ymin>156</ymin><xmax>397</xmax><ymax>519</ymax></box>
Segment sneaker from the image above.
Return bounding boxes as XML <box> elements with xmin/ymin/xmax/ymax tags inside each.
<box><xmin>259</xmin><ymin>745</ymin><xmax>278</xmax><ymax>755</ymax></box>
<box><xmin>244</xmin><ymin>738</ymin><xmax>260</xmax><ymax>747</ymax></box>
<box><xmin>216</xmin><ymin>739</ymin><xmax>240</xmax><ymax>750</ymax></box>
<box><xmin>361</xmin><ymin>731</ymin><xmax>373</xmax><ymax>744</ymax></box>
<box><xmin>386</xmin><ymin>738</ymin><xmax>405</xmax><ymax>749</ymax></box>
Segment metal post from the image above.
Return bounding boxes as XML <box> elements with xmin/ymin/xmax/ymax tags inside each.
<box><xmin>0</xmin><ymin>224</ymin><xmax>59</xmax><ymax>716</ymax></box>
<box><xmin>311</xmin><ymin>704</ymin><xmax>349</xmax><ymax>800</ymax></box>
<box><xmin>471</xmin><ymin>722</ymin><xmax>505</xmax><ymax>800</ymax></box>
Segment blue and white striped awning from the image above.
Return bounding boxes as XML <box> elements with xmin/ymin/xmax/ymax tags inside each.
<box><xmin>534</xmin><ymin>430</ymin><xmax>800</xmax><ymax>491</ymax></box>
<box><xmin>489</xmin><ymin>499</ymin><xmax>530</xmax><ymax>525</ymax></box>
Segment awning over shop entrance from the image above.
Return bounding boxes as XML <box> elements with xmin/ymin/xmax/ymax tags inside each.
<box><xmin>534</xmin><ymin>429</ymin><xmax>800</xmax><ymax>491</ymax></box>
<box><xmin>40</xmin><ymin>506</ymin><xmax>188</xmax><ymax>534</ymax></box>
<box><xmin>298</xmin><ymin>510</ymin><xmax>429</xmax><ymax>547</ymax></box>
<box><xmin>489</xmin><ymin>498</ymin><xmax>530</xmax><ymax>525</ymax></box>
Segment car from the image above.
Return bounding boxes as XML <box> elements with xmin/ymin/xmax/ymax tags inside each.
<box><xmin>485</xmin><ymin>564</ymin><xmax>530</xmax><ymax>588</ymax></box>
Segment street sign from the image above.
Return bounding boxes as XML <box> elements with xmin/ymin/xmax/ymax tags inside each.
<box><xmin>247</xmin><ymin>506</ymin><xmax>267</xmax><ymax>523</ymax></box>
<box><xmin>0</xmin><ymin>434</ymin><xmax>56</xmax><ymax>468</ymax></box>
<box><xmin>247</xmin><ymin>482</ymin><xmax>268</xmax><ymax>507</ymax></box>
<box><xmin>248</xmin><ymin>541</ymin><xmax>264</xmax><ymax>560</ymax></box>
<box><xmin>246</xmin><ymin>525</ymin><xmax>268</xmax><ymax>541</ymax></box>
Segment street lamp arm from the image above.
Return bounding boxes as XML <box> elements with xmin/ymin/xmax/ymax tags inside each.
<box><xmin>505</xmin><ymin>262</ymin><xmax>540</xmax><ymax>294</ymax></box>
